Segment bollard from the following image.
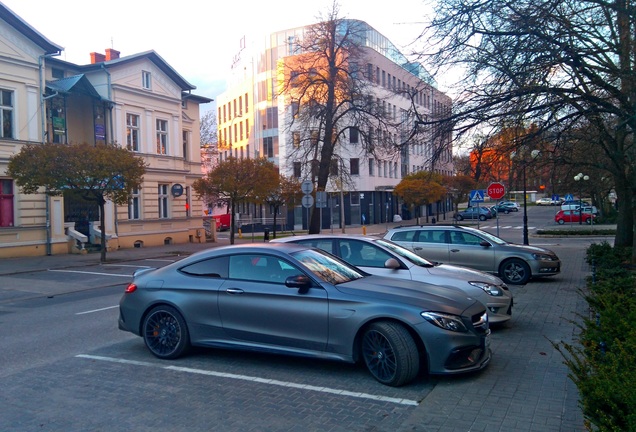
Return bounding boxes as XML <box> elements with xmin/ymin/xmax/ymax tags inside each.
<box><xmin>362</xmin><ymin>225</ymin><xmax>367</xmax><ymax>235</ymax></box>
<box><xmin>238</xmin><ymin>228</ymin><xmax>242</xmax><ymax>239</ymax></box>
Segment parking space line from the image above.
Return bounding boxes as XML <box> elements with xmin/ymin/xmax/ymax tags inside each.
<box><xmin>76</xmin><ymin>305</ymin><xmax>118</xmax><ymax>315</ymax></box>
<box><xmin>103</xmin><ymin>264</ymin><xmax>153</xmax><ymax>268</ymax></box>
<box><xmin>76</xmin><ymin>354</ymin><xmax>419</xmax><ymax>406</ymax></box>
<box><xmin>49</xmin><ymin>269</ymin><xmax>131</xmax><ymax>277</ymax></box>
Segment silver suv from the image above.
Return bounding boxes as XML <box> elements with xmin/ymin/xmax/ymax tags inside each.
<box><xmin>383</xmin><ymin>225</ymin><xmax>561</xmax><ymax>285</ymax></box>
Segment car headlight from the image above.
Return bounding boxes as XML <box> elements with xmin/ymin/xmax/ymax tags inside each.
<box><xmin>532</xmin><ymin>253</ymin><xmax>554</xmax><ymax>261</ymax></box>
<box><xmin>421</xmin><ymin>312</ymin><xmax>468</xmax><ymax>332</ymax></box>
<box><xmin>468</xmin><ymin>281</ymin><xmax>503</xmax><ymax>296</ymax></box>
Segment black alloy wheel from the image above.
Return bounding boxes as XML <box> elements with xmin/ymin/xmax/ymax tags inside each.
<box><xmin>361</xmin><ymin>321</ymin><xmax>420</xmax><ymax>387</ymax></box>
<box><xmin>143</xmin><ymin>305</ymin><xmax>190</xmax><ymax>359</ymax></box>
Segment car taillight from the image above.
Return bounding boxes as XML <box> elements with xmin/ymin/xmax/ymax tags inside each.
<box><xmin>125</xmin><ymin>283</ymin><xmax>137</xmax><ymax>293</ymax></box>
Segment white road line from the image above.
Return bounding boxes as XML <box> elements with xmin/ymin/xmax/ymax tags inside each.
<box><xmin>48</xmin><ymin>269</ymin><xmax>131</xmax><ymax>277</ymax></box>
<box><xmin>103</xmin><ymin>264</ymin><xmax>153</xmax><ymax>268</ymax></box>
<box><xmin>75</xmin><ymin>354</ymin><xmax>419</xmax><ymax>406</ymax></box>
<box><xmin>76</xmin><ymin>305</ymin><xmax>119</xmax><ymax>315</ymax></box>
<box><xmin>144</xmin><ymin>258</ymin><xmax>178</xmax><ymax>262</ymax></box>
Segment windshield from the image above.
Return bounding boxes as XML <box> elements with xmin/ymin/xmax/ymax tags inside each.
<box><xmin>291</xmin><ymin>248</ymin><xmax>365</xmax><ymax>284</ymax></box>
<box><xmin>375</xmin><ymin>239</ymin><xmax>435</xmax><ymax>266</ymax></box>
<box><xmin>464</xmin><ymin>227</ymin><xmax>507</xmax><ymax>245</ymax></box>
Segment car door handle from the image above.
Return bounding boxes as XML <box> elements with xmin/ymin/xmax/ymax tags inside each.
<box><xmin>226</xmin><ymin>288</ymin><xmax>245</xmax><ymax>294</ymax></box>
<box><xmin>450</xmin><ymin>249</ymin><xmax>460</xmax><ymax>253</ymax></box>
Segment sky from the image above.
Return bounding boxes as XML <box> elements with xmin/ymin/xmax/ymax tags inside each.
<box><xmin>3</xmin><ymin>0</ymin><xmax>432</xmax><ymax>112</ymax></box>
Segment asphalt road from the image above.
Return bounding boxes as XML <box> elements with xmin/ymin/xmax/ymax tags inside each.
<box><xmin>0</xmin><ymin>205</ymin><xmax>604</xmax><ymax>431</ymax></box>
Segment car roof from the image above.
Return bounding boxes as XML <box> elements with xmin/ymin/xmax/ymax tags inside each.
<box><xmin>271</xmin><ymin>234</ymin><xmax>375</xmax><ymax>243</ymax></box>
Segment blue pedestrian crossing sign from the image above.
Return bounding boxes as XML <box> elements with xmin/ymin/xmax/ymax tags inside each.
<box><xmin>469</xmin><ymin>189</ymin><xmax>485</xmax><ymax>203</ymax></box>
<box><xmin>564</xmin><ymin>194</ymin><xmax>574</xmax><ymax>202</ymax></box>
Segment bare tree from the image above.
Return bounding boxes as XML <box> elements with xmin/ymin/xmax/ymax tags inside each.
<box><xmin>280</xmin><ymin>3</ymin><xmax>419</xmax><ymax>233</ymax></box>
<box><xmin>418</xmin><ymin>0</ymin><xmax>636</xmax><ymax>253</ymax></box>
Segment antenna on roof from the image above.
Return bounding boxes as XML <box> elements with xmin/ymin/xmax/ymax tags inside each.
<box><xmin>111</xmin><ymin>37</ymin><xmax>114</xmax><ymax>49</ymax></box>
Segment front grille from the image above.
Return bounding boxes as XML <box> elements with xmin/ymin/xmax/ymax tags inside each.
<box><xmin>472</xmin><ymin>311</ymin><xmax>489</xmax><ymax>333</ymax></box>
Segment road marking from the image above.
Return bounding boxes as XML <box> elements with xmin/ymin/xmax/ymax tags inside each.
<box><xmin>48</xmin><ymin>269</ymin><xmax>131</xmax><ymax>277</ymax></box>
<box><xmin>144</xmin><ymin>258</ymin><xmax>178</xmax><ymax>262</ymax></box>
<box><xmin>76</xmin><ymin>354</ymin><xmax>419</xmax><ymax>406</ymax></box>
<box><xmin>103</xmin><ymin>264</ymin><xmax>153</xmax><ymax>268</ymax></box>
<box><xmin>76</xmin><ymin>305</ymin><xmax>119</xmax><ymax>315</ymax></box>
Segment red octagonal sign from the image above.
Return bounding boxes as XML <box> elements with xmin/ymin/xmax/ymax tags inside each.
<box><xmin>487</xmin><ymin>182</ymin><xmax>506</xmax><ymax>200</ymax></box>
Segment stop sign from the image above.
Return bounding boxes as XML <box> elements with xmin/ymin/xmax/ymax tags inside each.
<box><xmin>487</xmin><ymin>182</ymin><xmax>506</xmax><ymax>200</ymax></box>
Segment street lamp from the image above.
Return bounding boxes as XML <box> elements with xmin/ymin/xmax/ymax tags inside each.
<box><xmin>512</xmin><ymin>149</ymin><xmax>540</xmax><ymax>245</ymax></box>
<box><xmin>574</xmin><ymin>172</ymin><xmax>589</xmax><ymax>225</ymax></box>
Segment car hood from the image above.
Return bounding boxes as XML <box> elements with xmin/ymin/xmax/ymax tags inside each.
<box><xmin>335</xmin><ymin>275</ymin><xmax>478</xmax><ymax>315</ymax></box>
<box><xmin>503</xmin><ymin>243</ymin><xmax>556</xmax><ymax>255</ymax></box>
<box><xmin>427</xmin><ymin>264</ymin><xmax>505</xmax><ymax>285</ymax></box>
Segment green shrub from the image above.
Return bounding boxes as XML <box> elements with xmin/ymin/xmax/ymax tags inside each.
<box><xmin>556</xmin><ymin>243</ymin><xmax>636</xmax><ymax>431</ymax></box>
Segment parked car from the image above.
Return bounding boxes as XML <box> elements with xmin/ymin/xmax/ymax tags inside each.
<box><xmin>495</xmin><ymin>201</ymin><xmax>520</xmax><ymax>213</ymax></box>
<box><xmin>119</xmin><ymin>242</ymin><xmax>491</xmax><ymax>387</ymax></box>
<box><xmin>580</xmin><ymin>205</ymin><xmax>598</xmax><ymax>215</ymax></box>
<box><xmin>272</xmin><ymin>235</ymin><xmax>513</xmax><ymax>324</ymax></box>
<box><xmin>561</xmin><ymin>200</ymin><xmax>590</xmax><ymax>211</ymax></box>
<box><xmin>383</xmin><ymin>225</ymin><xmax>561</xmax><ymax>285</ymax></box>
<box><xmin>536</xmin><ymin>197</ymin><xmax>559</xmax><ymax>206</ymax></box>
<box><xmin>455</xmin><ymin>206</ymin><xmax>493</xmax><ymax>221</ymax></box>
<box><xmin>555</xmin><ymin>210</ymin><xmax>596</xmax><ymax>224</ymax></box>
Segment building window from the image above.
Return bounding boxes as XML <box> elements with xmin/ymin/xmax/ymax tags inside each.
<box><xmin>52</xmin><ymin>68</ymin><xmax>64</xmax><ymax>79</ymax></box>
<box><xmin>156</xmin><ymin>119</ymin><xmax>168</xmax><ymax>155</ymax></box>
<box><xmin>158</xmin><ymin>184</ymin><xmax>169</xmax><ymax>218</ymax></box>
<box><xmin>182</xmin><ymin>130</ymin><xmax>189</xmax><ymax>160</ymax></box>
<box><xmin>126</xmin><ymin>114</ymin><xmax>140</xmax><ymax>151</ymax></box>
<box><xmin>245</xmin><ymin>93</ymin><xmax>249</xmax><ymax>113</ymax></box>
<box><xmin>181</xmin><ymin>99</ymin><xmax>187</xmax><ymax>109</ymax></box>
<box><xmin>263</xmin><ymin>137</ymin><xmax>274</xmax><ymax>158</ymax></box>
<box><xmin>128</xmin><ymin>188</ymin><xmax>140</xmax><ymax>220</ymax></box>
<box><xmin>293</xmin><ymin>162</ymin><xmax>302</xmax><ymax>178</ymax></box>
<box><xmin>349</xmin><ymin>127</ymin><xmax>359</xmax><ymax>144</ymax></box>
<box><xmin>310</xmin><ymin>129</ymin><xmax>319</xmax><ymax>146</ymax></box>
<box><xmin>292</xmin><ymin>131</ymin><xmax>300</xmax><ymax>147</ymax></box>
<box><xmin>368</xmin><ymin>160</ymin><xmax>374</xmax><ymax>176</ymax></box>
<box><xmin>330</xmin><ymin>159</ymin><xmax>339</xmax><ymax>176</ymax></box>
<box><xmin>142</xmin><ymin>71</ymin><xmax>152</xmax><ymax>90</ymax></box>
<box><xmin>1</xmin><ymin>89</ymin><xmax>14</xmax><ymax>139</ymax></box>
<box><xmin>0</xmin><ymin>179</ymin><xmax>14</xmax><ymax>227</ymax></box>
<box><xmin>350</xmin><ymin>158</ymin><xmax>359</xmax><ymax>175</ymax></box>
<box><xmin>351</xmin><ymin>192</ymin><xmax>360</xmax><ymax>206</ymax></box>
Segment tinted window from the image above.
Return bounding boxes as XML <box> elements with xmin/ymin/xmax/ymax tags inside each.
<box><xmin>339</xmin><ymin>239</ymin><xmax>392</xmax><ymax>268</ymax></box>
<box><xmin>450</xmin><ymin>232</ymin><xmax>483</xmax><ymax>245</ymax></box>
<box><xmin>416</xmin><ymin>230</ymin><xmax>447</xmax><ymax>244</ymax></box>
<box><xmin>228</xmin><ymin>254</ymin><xmax>300</xmax><ymax>283</ymax></box>
<box><xmin>389</xmin><ymin>230</ymin><xmax>416</xmax><ymax>242</ymax></box>
<box><xmin>179</xmin><ymin>256</ymin><xmax>229</xmax><ymax>278</ymax></box>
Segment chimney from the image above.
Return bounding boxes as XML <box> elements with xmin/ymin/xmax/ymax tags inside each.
<box><xmin>105</xmin><ymin>48</ymin><xmax>120</xmax><ymax>61</ymax></box>
<box><xmin>90</xmin><ymin>52</ymin><xmax>106</xmax><ymax>64</ymax></box>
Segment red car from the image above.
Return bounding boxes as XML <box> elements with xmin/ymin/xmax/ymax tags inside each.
<box><xmin>555</xmin><ymin>209</ymin><xmax>595</xmax><ymax>224</ymax></box>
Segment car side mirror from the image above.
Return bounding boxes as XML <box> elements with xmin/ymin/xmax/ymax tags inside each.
<box><xmin>285</xmin><ymin>275</ymin><xmax>313</xmax><ymax>292</ymax></box>
<box><xmin>384</xmin><ymin>258</ymin><xmax>401</xmax><ymax>269</ymax></box>
<box><xmin>479</xmin><ymin>241</ymin><xmax>491</xmax><ymax>247</ymax></box>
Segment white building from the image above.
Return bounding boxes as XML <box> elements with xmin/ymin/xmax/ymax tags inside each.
<box><xmin>217</xmin><ymin>19</ymin><xmax>453</xmax><ymax>229</ymax></box>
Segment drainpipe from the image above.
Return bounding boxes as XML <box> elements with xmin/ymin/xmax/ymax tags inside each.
<box><xmin>39</xmin><ymin>53</ymin><xmax>60</xmax><ymax>255</ymax></box>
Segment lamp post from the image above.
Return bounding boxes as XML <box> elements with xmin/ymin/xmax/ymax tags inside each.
<box><xmin>512</xmin><ymin>149</ymin><xmax>540</xmax><ymax>245</ymax></box>
<box><xmin>574</xmin><ymin>172</ymin><xmax>589</xmax><ymax>225</ymax></box>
